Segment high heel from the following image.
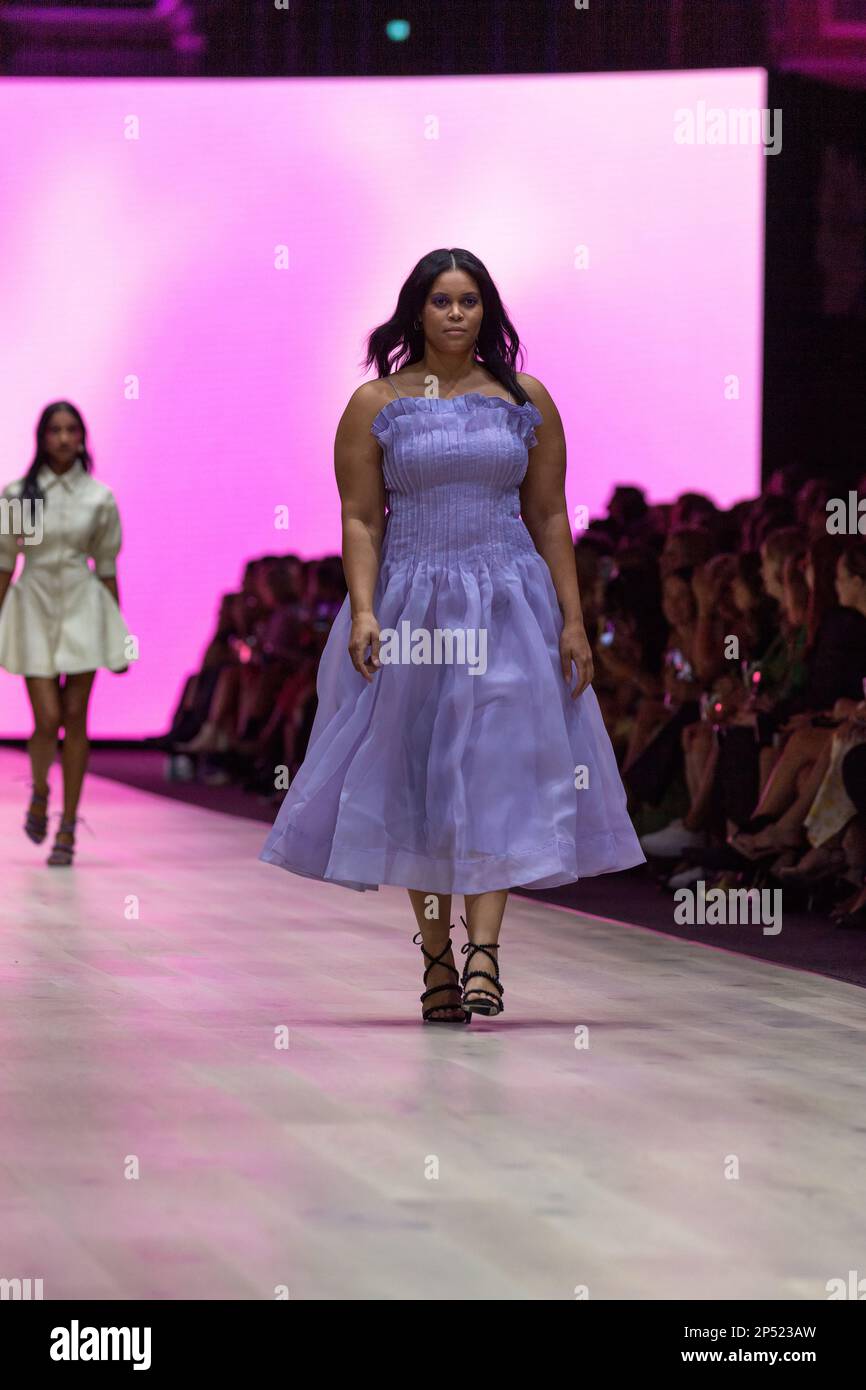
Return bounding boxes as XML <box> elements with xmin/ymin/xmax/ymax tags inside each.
<box><xmin>47</xmin><ymin>817</ymin><xmax>77</xmax><ymax>867</ymax></box>
<box><xmin>412</xmin><ymin>927</ymin><xmax>471</xmax><ymax>1024</ymax></box>
<box><xmin>24</xmin><ymin>785</ymin><xmax>50</xmax><ymax>844</ymax></box>
<box><xmin>458</xmin><ymin>916</ymin><xmax>504</xmax><ymax>1017</ymax></box>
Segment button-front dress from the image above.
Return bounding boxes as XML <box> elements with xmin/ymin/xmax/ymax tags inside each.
<box><xmin>260</xmin><ymin>381</ymin><xmax>645</xmax><ymax>893</ymax></box>
<box><xmin>0</xmin><ymin>459</ymin><xmax>131</xmax><ymax>676</ymax></box>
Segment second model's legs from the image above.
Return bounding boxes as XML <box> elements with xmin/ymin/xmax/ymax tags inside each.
<box><xmin>49</xmin><ymin>670</ymin><xmax>97</xmax><ymax>865</ymax></box>
<box><xmin>59</xmin><ymin>671</ymin><xmax>97</xmax><ymax>818</ymax></box>
<box><xmin>23</xmin><ymin>675</ymin><xmax>62</xmax><ymax>840</ymax></box>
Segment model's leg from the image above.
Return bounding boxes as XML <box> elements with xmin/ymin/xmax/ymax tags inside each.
<box><xmin>23</xmin><ymin>676</ymin><xmax>62</xmax><ymax>830</ymax></box>
<box><xmin>406</xmin><ymin>890</ymin><xmax>462</xmax><ymax>1020</ymax></box>
<box><xmin>58</xmin><ymin>671</ymin><xmax>97</xmax><ymax>824</ymax></box>
<box><xmin>461</xmin><ymin>889</ymin><xmax>508</xmax><ymax>1011</ymax></box>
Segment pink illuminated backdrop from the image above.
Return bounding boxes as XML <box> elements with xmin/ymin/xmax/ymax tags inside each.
<box><xmin>0</xmin><ymin>70</ymin><xmax>766</xmax><ymax>735</ymax></box>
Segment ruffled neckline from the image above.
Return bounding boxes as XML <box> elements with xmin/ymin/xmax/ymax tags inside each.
<box><xmin>371</xmin><ymin>391</ymin><xmax>542</xmax><ymax>438</ymax></box>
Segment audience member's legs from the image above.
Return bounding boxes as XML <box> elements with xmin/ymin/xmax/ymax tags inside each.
<box><xmin>751</xmin><ymin>724</ymin><xmax>831</xmax><ymax>820</ymax></box>
<box><xmin>682</xmin><ymin>724</ymin><xmax>719</xmax><ymax>832</ymax></box>
<box><xmin>623</xmin><ymin>698</ymin><xmax>669</xmax><ymax>771</ymax></box>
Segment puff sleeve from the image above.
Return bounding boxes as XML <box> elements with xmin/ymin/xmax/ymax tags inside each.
<box><xmin>91</xmin><ymin>491</ymin><xmax>123</xmax><ymax>578</ymax></box>
<box><xmin>0</xmin><ymin>480</ymin><xmax>23</xmax><ymax>574</ymax></box>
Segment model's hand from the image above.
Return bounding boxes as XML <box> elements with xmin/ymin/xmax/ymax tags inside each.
<box><xmin>561</xmin><ymin>621</ymin><xmax>593</xmax><ymax>699</ymax></box>
<box><xmin>349</xmin><ymin>611</ymin><xmax>381</xmax><ymax>682</ymax></box>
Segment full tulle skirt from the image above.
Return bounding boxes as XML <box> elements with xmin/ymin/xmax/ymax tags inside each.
<box><xmin>259</xmin><ymin>550</ymin><xmax>645</xmax><ymax>893</ymax></box>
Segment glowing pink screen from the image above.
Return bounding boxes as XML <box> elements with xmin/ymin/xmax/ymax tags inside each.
<box><xmin>0</xmin><ymin>70</ymin><xmax>765</xmax><ymax>735</ymax></box>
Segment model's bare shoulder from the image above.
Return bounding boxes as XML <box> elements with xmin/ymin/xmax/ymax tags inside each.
<box><xmin>515</xmin><ymin>373</ymin><xmax>560</xmax><ymax>425</ymax></box>
<box><xmin>335</xmin><ymin>381</ymin><xmax>390</xmax><ymax>446</ymax></box>
<box><xmin>340</xmin><ymin>379</ymin><xmax>400</xmax><ymax>429</ymax></box>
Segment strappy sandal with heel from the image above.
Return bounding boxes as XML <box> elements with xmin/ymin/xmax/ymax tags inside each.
<box><xmin>47</xmin><ymin>817</ymin><xmax>77</xmax><ymax>867</ymax></box>
<box><xmin>24</xmin><ymin>785</ymin><xmax>50</xmax><ymax>844</ymax></box>
<box><xmin>413</xmin><ymin>928</ymin><xmax>471</xmax><ymax>1024</ymax></box>
<box><xmin>458</xmin><ymin>916</ymin><xmax>504</xmax><ymax>1017</ymax></box>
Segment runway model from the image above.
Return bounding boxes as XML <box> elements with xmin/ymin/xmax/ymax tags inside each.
<box><xmin>261</xmin><ymin>248</ymin><xmax>645</xmax><ymax>1021</ymax></box>
<box><xmin>0</xmin><ymin>401</ymin><xmax>131</xmax><ymax>865</ymax></box>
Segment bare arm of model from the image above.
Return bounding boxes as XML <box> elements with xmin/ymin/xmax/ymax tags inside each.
<box><xmin>335</xmin><ymin>384</ymin><xmax>388</xmax><ymax>683</ymax></box>
<box><xmin>517</xmin><ymin>373</ymin><xmax>594</xmax><ymax>698</ymax></box>
<box><xmin>100</xmin><ymin>576</ymin><xmax>120</xmax><ymax>605</ymax></box>
<box><xmin>0</xmin><ymin>568</ymin><xmax>13</xmax><ymax>609</ymax></box>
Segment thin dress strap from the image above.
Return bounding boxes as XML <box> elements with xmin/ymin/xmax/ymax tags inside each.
<box><xmin>387</xmin><ymin>376</ymin><xmax>402</xmax><ymax>399</ymax></box>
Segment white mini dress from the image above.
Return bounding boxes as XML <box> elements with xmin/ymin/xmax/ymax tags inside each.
<box><xmin>0</xmin><ymin>459</ymin><xmax>131</xmax><ymax>677</ymax></box>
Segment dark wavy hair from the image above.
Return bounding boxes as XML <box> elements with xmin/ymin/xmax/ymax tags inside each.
<box><xmin>20</xmin><ymin>401</ymin><xmax>93</xmax><ymax>510</ymax></box>
<box><xmin>362</xmin><ymin>248</ymin><xmax>530</xmax><ymax>404</ymax></box>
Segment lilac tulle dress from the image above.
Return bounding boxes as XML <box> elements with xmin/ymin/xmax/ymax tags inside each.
<box><xmin>259</xmin><ymin>379</ymin><xmax>646</xmax><ymax>893</ymax></box>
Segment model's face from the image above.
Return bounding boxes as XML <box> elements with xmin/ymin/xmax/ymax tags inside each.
<box><xmin>419</xmin><ymin>271</ymin><xmax>483</xmax><ymax>355</ymax></box>
<box><xmin>43</xmin><ymin>410</ymin><xmax>82</xmax><ymax>467</ymax></box>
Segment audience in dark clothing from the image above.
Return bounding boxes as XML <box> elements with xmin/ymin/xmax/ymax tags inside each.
<box><xmin>159</xmin><ymin>554</ymin><xmax>347</xmax><ymax>794</ymax></box>
<box><xmin>158</xmin><ymin>471</ymin><xmax>866</xmax><ymax>927</ymax></box>
<box><xmin>600</xmin><ymin>476</ymin><xmax>866</xmax><ymax>929</ymax></box>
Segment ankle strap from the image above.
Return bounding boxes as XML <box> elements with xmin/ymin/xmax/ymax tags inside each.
<box><xmin>52</xmin><ymin>812</ymin><xmax>94</xmax><ymax>836</ymax></box>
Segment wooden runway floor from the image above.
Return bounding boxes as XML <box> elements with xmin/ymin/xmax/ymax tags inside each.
<box><xmin>1</xmin><ymin>748</ymin><xmax>864</xmax><ymax>1300</ymax></box>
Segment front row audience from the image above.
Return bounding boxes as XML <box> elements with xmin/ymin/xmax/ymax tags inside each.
<box><xmin>160</xmin><ymin>472</ymin><xmax>866</xmax><ymax>927</ymax></box>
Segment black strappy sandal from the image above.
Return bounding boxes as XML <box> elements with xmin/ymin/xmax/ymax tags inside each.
<box><xmin>458</xmin><ymin>916</ymin><xmax>504</xmax><ymax>1017</ymax></box>
<box><xmin>412</xmin><ymin>928</ymin><xmax>471</xmax><ymax>1024</ymax></box>
<box><xmin>47</xmin><ymin>816</ymin><xmax>77</xmax><ymax>867</ymax></box>
<box><xmin>24</xmin><ymin>785</ymin><xmax>50</xmax><ymax>844</ymax></box>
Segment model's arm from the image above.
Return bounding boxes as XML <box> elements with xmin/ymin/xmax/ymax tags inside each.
<box><xmin>335</xmin><ymin>385</ymin><xmax>388</xmax><ymax>682</ymax></box>
<box><xmin>518</xmin><ymin>375</ymin><xmax>593</xmax><ymax>697</ymax></box>
<box><xmin>0</xmin><ymin>568</ymin><xmax>13</xmax><ymax>609</ymax></box>
<box><xmin>91</xmin><ymin>494</ymin><xmax>123</xmax><ymax>609</ymax></box>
